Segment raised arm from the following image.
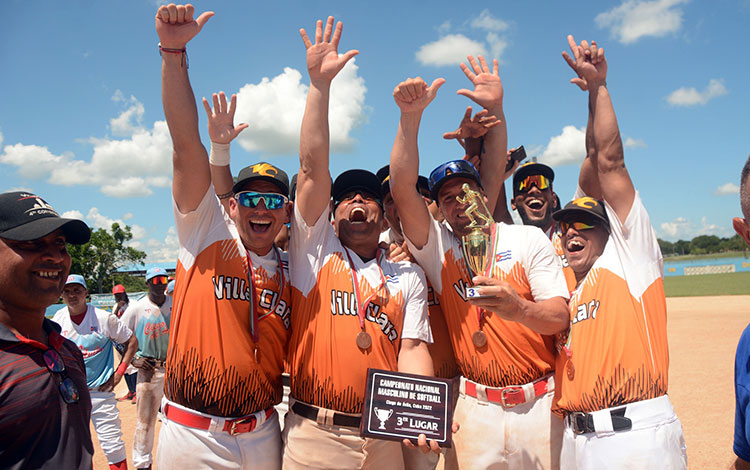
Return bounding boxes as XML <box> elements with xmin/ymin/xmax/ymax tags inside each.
<box><xmin>564</xmin><ymin>35</ymin><xmax>633</xmax><ymax>222</ymax></box>
<box><xmin>389</xmin><ymin>77</ymin><xmax>445</xmax><ymax>249</ymax></box>
<box><xmin>202</xmin><ymin>91</ymin><xmax>249</xmax><ymax>212</ymax></box>
<box><xmin>157</xmin><ymin>4</ymin><xmax>214</xmax><ymax>213</ymax></box>
<box><xmin>456</xmin><ymin>56</ymin><xmax>507</xmax><ymax>213</ymax></box>
<box><xmin>296</xmin><ymin>17</ymin><xmax>359</xmax><ymax>225</ymax></box>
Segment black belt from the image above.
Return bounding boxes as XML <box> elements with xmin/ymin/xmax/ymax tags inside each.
<box><xmin>566</xmin><ymin>407</ymin><xmax>632</xmax><ymax>435</ymax></box>
<box><xmin>291</xmin><ymin>401</ymin><xmax>361</xmax><ymax>428</ymax></box>
<box><xmin>282</xmin><ymin>374</ymin><xmax>290</xmax><ymax>387</ymax></box>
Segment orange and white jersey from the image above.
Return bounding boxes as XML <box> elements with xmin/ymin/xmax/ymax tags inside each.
<box><xmin>380</xmin><ymin>228</ymin><xmax>458</xmax><ymax>379</ymax></box>
<box><xmin>408</xmin><ymin>218</ymin><xmax>569</xmax><ymax>387</ymax></box>
<box><xmin>289</xmin><ymin>207</ymin><xmax>432</xmax><ymax>414</ymax></box>
<box><xmin>549</xmin><ymin>224</ymin><xmax>578</xmax><ymax>292</ymax></box>
<box><xmin>553</xmin><ymin>192</ymin><xmax>668</xmax><ymax>414</ymax></box>
<box><xmin>167</xmin><ymin>187</ymin><xmax>290</xmax><ymax>418</ymax></box>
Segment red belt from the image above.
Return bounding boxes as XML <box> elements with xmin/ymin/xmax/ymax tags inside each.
<box><xmin>463</xmin><ymin>376</ymin><xmax>552</xmax><ymax>408</ymax></box>
<box><xmin>163</xmin><ymin>403</ymin><xmax>274</xmax><ymax>435</ymax></box>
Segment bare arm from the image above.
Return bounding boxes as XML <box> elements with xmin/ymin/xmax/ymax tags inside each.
<box><xmin>203</xmin><ymin>92</ymin><xmax>249</xmax><ymax>212</ymax></box>
<box><xmin>397</xmin><ymin>338</ymin><xmax>434</xmax><ymax>376</ymax></box>
<box><xmin>456</xmin><ymin>56</ymin><xmax>507</xmax><ymax>214</ymax></box>
<box><xmin>156</xmin><ymin>4</ymin><xmax>214</xmax><ymax>213</ymax></box>
<box><xmin>389</xmin><ymin>77</ymin><xmax>445</xmax><ymax>249</ymax></box>
<box><xmin>297</xmin><ymin>17</ymin><xmax>359</xmax><ymax>225</ymax></box>
<box><xmin>733</xmin><ymin>457</ymin><xmax>750</xmax><ymax>470</ymax></box>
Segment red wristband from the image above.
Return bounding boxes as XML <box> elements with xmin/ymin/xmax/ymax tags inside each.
<box><xmin>158</xmin><ymin>43</ymin><xmax>189</xmax><ymax>68</ymax></box>
<box><xmin>116</xmin><ymin>362</ymin><xmax>128</xmax><ymax>376</ymax></box>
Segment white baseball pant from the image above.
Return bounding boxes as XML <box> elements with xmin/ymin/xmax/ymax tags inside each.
<box><xmin>132</xmin><ymin>366</ymin><xmax>164</xmax><ymax>469</ymax></box>
<box><xmin>90</xmin><ymin>390</ymin><xmax>127</xmax><ymax>465</ymax></box>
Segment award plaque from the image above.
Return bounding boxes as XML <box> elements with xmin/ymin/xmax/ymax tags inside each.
<box><xmin>360</xmin><ymin>368</ymin><xmax>453</xmax><ymax>446</ymax></box>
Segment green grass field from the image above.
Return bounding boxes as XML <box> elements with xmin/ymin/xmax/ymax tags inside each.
<box><xmin>664</xmin><ymin>271</ymin><xmax>750</xmax><ymax>297</ymax></box>
<box><xmin>664</xmin><ymin>250</ymin><xmax>749</xmax><ymax>262</ymax></box>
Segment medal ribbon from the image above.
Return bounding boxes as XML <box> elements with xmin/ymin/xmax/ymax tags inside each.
<box><xmin>343</xmin><ymin>248</ymin><xmax>387</xmax><ymax>332</ymax></box>
<box><xmin>246</xmin><ymin>245</ymin><xmax>286</xmax><ymax>344</ymax></box>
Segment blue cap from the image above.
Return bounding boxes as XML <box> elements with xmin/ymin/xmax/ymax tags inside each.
<box><xmin>166</xmin><ymin>280</ymin><xmax>175</xmax><ymax>294</ymax></box>
<box><xmin>65</xmin><ymin>274</ymin><xmax>87</xmax><ymax>289</ymax></box>
<box><xmin>146</xmin><ymin>267</ymin><xmax>168</xmax><ymax>281</ymax></box>
<box><xmin>428</xmin><ymin>160</ymin><xmax>482</xmax><ymax>201</ymax></box>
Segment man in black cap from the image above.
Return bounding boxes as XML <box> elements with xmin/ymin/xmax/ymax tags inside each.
<box><xmin>283</xmin><ymin>16</ymin><xmax>437</xmax><ymax>469</ymax></box>
<box><xmin>0</xmin><ymin>191</ymin><xmax>94</xmax><ymax>469</ymax></box>
<box><xmin>157</xmin><ymin>5</ymin><xmax>291</xmax><ymax>469</ymax></box>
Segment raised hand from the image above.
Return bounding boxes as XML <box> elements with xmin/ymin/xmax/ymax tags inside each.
<box><xmin>155</xmin><ymin>3</ymin><xmax>214</xmax><ymax>49</ymax></box>
<box><xmin>202</xmin><ymin>92</ymin><xmax>248</xmax><ymax>145</ymax></box>
<box><xmin>300</xmin><ymin>16</ymin><xmax>359</xmax><ymax>85</ymax></box>
<box><xmin>443</xmin><ymin>106</ymin><xmax>502</xmax><ymax>141</ymax></box>
<box><xmin>457</xmin><ymin>55</ymin><xmax>503</xmax><ymax>110</ymax></box>
<box><xmin>393</xmin><ymin>77</ymin><xmax>446</xmax><ymax>114</ymax></box>
<box><xmin>562</xmin><ymin>35</ymin><xmax>607</xmax><ymax>91</ymax></box>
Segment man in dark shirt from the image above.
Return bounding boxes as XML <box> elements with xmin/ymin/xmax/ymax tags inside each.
<box><xmin>0</xmin><ymin>191</ymin><xmax>94</xmax><ymax>470</ymax></box>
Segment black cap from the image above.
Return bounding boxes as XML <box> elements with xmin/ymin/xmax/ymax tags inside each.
<box><xmin>332</xmin><ymin>169</ymin><xmax>382</xmax><ymax>207</ymax></box>
<box><xmin>376</xmin><ymin>165</ymin><xmax>431</xmax><ymax>200</ymax></box>
<box><xmin>428</xmin><ymin>160</ymin><xmax>482</xmax><ymax>202</ymax></box>
<box><xmin>552</xmin><ymin>196</ymin><xmax>610</xmax><ymax>232</ymax></box>
<box><xmin>233</xmin><ymin>162</ymin><xmax>289</xmax><ymax>196</ymax></box>
<box><xmin>289</xmin><ymin>173</ymin><xmax>298</xmax><ymax>201</ymax></box>
<box><xmin>0</xmin><ymin>192</ymin><xmax>91</xmax><ymax>244</ymax></box>
<box><xmin>513</xmin><ymin>162</ymin><xmax>555</xmax><ymax>193</ymax></box>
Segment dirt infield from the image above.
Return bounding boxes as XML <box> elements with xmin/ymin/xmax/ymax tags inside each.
<box><xmin>93</xmin><ymin>295</ymin><xmax>749</xmax><ymax>469</ymax></box>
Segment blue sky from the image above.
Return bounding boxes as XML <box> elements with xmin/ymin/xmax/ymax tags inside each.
<box><xmin>1</xmin><ymin>0</ymin><xmax>747</xmax><ymax>262</ymax></box>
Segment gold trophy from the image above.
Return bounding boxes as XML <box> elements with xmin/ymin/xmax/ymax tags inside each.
<box><xmin>456</xmin><ymin>183</ymin><xmax>495</xmax><ymax>348</ymax></box>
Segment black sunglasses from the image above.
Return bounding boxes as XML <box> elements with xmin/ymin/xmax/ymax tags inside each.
<box><xmin>43</xmin><ymin>349</ymin><xmax>80</xmax><ymax>404</ymax></box>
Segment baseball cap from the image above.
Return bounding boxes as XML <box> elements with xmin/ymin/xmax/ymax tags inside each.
<box><xmin>166</xmin><ymin>280</ymin><xmax>175</xmax><ymax>295</ymax></box>
<box><xmin>332</xmin><ymin>169</ymin><xmax>383</xmax><ymax>208</ymax></box>
<box><xmin>0</xmin><ymin>192</ymin><xmax>91</xmax><ymax>244</ymax></box>
<box><xmin>233</xmin><ymin>162</ymin><xmax>290</xmax><ymax>197</ymax></box>
<box><xmin>428</xmin><ymin>160</ymin><xmax>483</xmax><ymax>202</ymax></box>
<box><xmin>552</xmin><ymin>196</ymin><xmax>611</xmax><ymax>232</ymax></box>
<box><xmin>65</xmin><ymin>274</ymin><xmax>87</xmax><ymax>289</ymax></box>
<box><xmin>376</xmin><ymin>165</ymin><xmax>431</xmax><ymax>199</ymax></box>
<box><xmin>513</xmin><ymin>162</ymin><xmax>555</xmax><ymax>193</ymax></box>
<box><xmin>145</xmin><ymin>267</ymin><xmax>168</xmax><ymax>281</ymax></box>
<box><xmin>112</xmin><ymin>284</ymin><xmax>126</xmax><ymax>294</ymax></box>
<box><xmin>289</xmin><ymin>173</ymin><xmax>298</xmax><ymax>201</ymax></box>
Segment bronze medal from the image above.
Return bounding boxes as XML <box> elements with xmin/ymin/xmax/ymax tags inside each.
<box><xmin>357</xmin><ymin>331</ymin><xmax>372</xmax><ymax>350</ymax></box>
<box><xmin>472</xmin><ymin>330</ymin><xmax>487</xmax><ymax>348</ymax></box>
<box><xmin>566</xmin><ymin>360</ymin><xmax>575</xmax><ymax>380</ymax></box>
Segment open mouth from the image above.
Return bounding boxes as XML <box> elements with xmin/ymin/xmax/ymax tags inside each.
<box><xmin>250</xmin><ymin>219</ymin><xmax>272</xmax><ymax>233</ymax></box>
<box><xmin>566</xmin><ymin>239</ymin><xmax>585</xmax><ymax>253</ymax></box>
<box><xmin>526</xmin><ymin>198</ymin><xmax>545</xmax><ymax>210</ymax></box>
<box><xmin>34</xmin><ymin>269</ymin><xmax>62</xmax><ymax>281</ymax></box>
<box><xmin>349</xmin><ymin>207</ymin><xmax>367</xmax><ymax>223</ymax></box>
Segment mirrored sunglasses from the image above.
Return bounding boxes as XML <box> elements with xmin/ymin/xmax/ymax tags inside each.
<box><xmin>517</xmin><ymin>174</ymin><xmax>551</xmax><ymax>192</ymax></box>
<box><xmin>43</xmin><ymin>349</ymin><xmax>80</xmax><ymax>404</ymax></box>
<box><xmin>150</xmin><ymin>276</ymin><xmax>169</xmax><ymax>285</ymax></box>
<box><xmin>560</xmin><ymin>220</ymin><xmax>596</xmax><ymax>232</ymax></box>
<box><xmin>235</xmin><ymin>191</ymin><xmax>288</xmax><ymax>210</ymax></box>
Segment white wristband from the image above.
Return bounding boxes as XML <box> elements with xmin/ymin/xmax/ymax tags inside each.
<box><xmin>209</xmin><ymin>142</ymin><xmax>231</xmax><ymax>166</ymax></box>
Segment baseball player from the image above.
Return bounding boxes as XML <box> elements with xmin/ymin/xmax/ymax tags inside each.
<box><xmin>112</xmin><ymin>284</ymin><xmax>138</xmax><ymax>402</ymax></box>
<box><xmin>155</xmin><ymin>4</ymin><xmax>291</xmax><ymax>469</ymax></box>
<box><xmin>551</xmin><ymin>35</ymin><xmax>686</xmax><ymax>469</ymax></box>
<box><xmin>377</xmin><ymin>165</ymin><xmax>459</xmax><ymax>470</ymax></box>
<box><xmin>283</xmin><ymin>16</ymin><xmax>436</xmax><ymax>469</ymax></box>
<box><xmin>120</xmin><ymin>267</ymin><xmax>172</xmax><ymax>470</ymax></box>
<box><xmin>389</xmin><ymin>68</ymin><xmax>570</xmax><ymax>469</ymax></box>
<box><xmin>53</xmin><ymin>274</ymin><xmax>138</xmax><ymax>470</ymax></box>
<box><xmin>733</xmin><ymin>155</ymin><xmax>750</xmax><ymax>469</ymax></box>
<box><xmin>0</xmin><ymin>191</ymin><xmax>93</xmax><ymax>470</ymax></box>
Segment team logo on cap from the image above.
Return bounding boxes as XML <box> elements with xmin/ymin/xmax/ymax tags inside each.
<box><xmin>21</xmin><ymin>195</ymin><xmax>59</xmax><ymax>217</ymax></box>
<box><xmin>571</xmin><ymin>197</ymin><xmax>599</xmax><ymax>209</ymax></box>
<box><xmin>249</xmin><ymin>163</ymin><xmax>278</xmax><ymax>177</ymax></box>
<box><xmin>445</xmin><ymin>169</ymin><xmax>453</xmax><ymax>176</ymax></box>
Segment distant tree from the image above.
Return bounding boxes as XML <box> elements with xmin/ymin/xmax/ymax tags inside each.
<box><xmin>673</xmin><ymin>239</ymin><xmax>690</xmax><ymax>255</ymax></box>
<box><xmin>690</xmin><ymin>235</ymin><xmax>721</xmax><ymax>254</ymax></box>
<box><xmin>658</xmin><ymin>238</ymin><xmax>675</xmax><ymax>256</ymax></box>
<box><xmin>111</xmin><ymin>273</ymin><xmax>148</xmax><ymax>294</ymax></box>
<box><xmin>68</xmin><ymin>223</ymin><xmax>147</xmax><ymax>293</ymax></box>
<box><xmin>719</xmin><ymin>234</ymin><xmax>748</xmax><ymax>253</ymax></box>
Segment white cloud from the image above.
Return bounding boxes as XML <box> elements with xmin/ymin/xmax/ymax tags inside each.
<box><xmin>537</xmin><ymin>126</ymin><xmax>586</xmax><ymax>166</ymax></box>
<box><xmin>486</xmin><ymin>33</ymin><xmax>508</xmax><ymax>62</ymax></box>
<box><xmin>143</xmin><ymin>226</ymin><xmax>179</xmax><ymax>263</ymax></box>
<box><xmin>666</xmin><ymin>78</ymin><xmax>728</xmax><ymax>107</ymax></box>
<box><xmin>595</xmin><ymin>0</ymin><xmax>688</xmax><ymax>44</ymax></box>
<box><xmin>122</xmin><ymin>213</ymin><xmax>133</xmax><ymax>220</ymax></box>
<box><xmin>61</xmin><ymin>210</ymin><xmax>85</xmax><ymax>220</ymax></box>
<box><xmin>470</xmin><ymin>10</ymin><xmax>509</xmax><ymax>32</ymax></box>
<box><xmin>624</xmin><ymin>137</ymin><xmax>647</xmax><ymax>148</ymax></box>
<box><xmin>714</xmin><ymin>182</ymin><xmax>740</xmax><ymax>196</ymax></box>
<box><xmin>660</xmin><ymin>216</ymin><xmax>728</xmax><ymax>240</ymax></box>
<box><xmin>0</xmin><ymin>143</ymin><xmax>67</xmax><ymax>179</ymax></box>
<box><xmin>234</xmin><ymin>63</ymin><xmax>366</xmax><ymax>155</ymax></box>
<box><xmin>416</xmin><ymin>34</ymin><xmax>488</xmax><ymax>66</ymax></box>
<box><xmin>110</xmin><ymin>90</ymin><xmax>145</xmax><ymax>137</ymax></box>
<box><xmin>437</xmin><ymin>21</ymin><xmax>452</xmax><ymax>35</ymax></box>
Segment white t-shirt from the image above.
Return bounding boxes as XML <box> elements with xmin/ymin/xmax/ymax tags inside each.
<box><xmin>53</xmin><ymin>305</ymin><xmax>132</xmax><ymax>389</ymax></box>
